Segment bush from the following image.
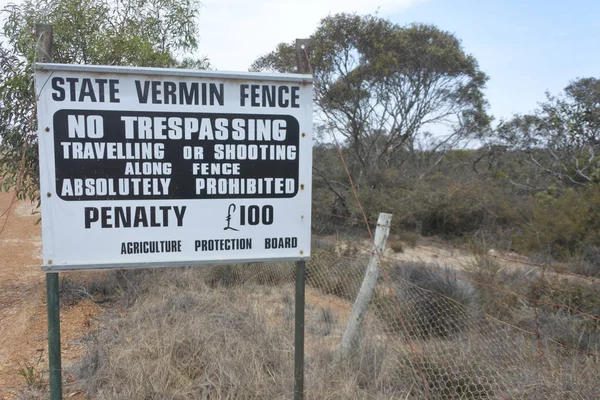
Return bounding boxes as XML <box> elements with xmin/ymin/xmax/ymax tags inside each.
<box><xmin>514</xmin><ymin>185</ymin><xmax>600</xmax><ymax>265</ymax></box>
<box><xmin>465</xmin><ymin>255</ymin><xmax>600</xmax><ymax>352</ymax></box>
<box><xmin>464</xmin><ymin>255</ymin><xmax>529</xmax><ymax>321</ymax></box>
<box><xmin>374</xmin><ymin>262</ymin><xmax>476</xmax><ymax>339</ymax></box>
<box><xmin>570</xmin><ymin>245</ymin><xmax>600</xmax><ymax>277</ymax></box>
<box><xmin>388</xmin><ymin>238</ymin><xmax>405</xmax><ymax>253</ymax></box>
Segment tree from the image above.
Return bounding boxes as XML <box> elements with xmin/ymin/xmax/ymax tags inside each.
<box><xmin>251</xmin><ymin>13</ymin><xmax>490</xmax><ymax>218</ymax></box>
<box><xmin>251</xmin><ymin>14</ymin><xmax>490</xmax><ymax>176</ymax></box>
<box><xmin>497</xmin><ymin>78</ymin><xmax>600</xmax><ymax>187</ymax></box>
<box><xmin>0</xmin><ymin>0</ymin><xmax>208</xmax><ymax>203</ymax></box>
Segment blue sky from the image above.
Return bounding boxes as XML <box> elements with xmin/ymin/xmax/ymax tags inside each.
<box><xmin>387</xmin><ymin>0</ymin><xmax>600</xmax><ymax>121</ymax></box>
<box><xmin>197</xmin><ymin>0</ymin><xmax>600</xmax><ymax>123</ymax></box>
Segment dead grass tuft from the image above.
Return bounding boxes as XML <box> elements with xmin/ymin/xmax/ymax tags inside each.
<box><xmin>76</xmin><ymin>284</ymin><xmax>293</xmax><ymax>399</ymax></box>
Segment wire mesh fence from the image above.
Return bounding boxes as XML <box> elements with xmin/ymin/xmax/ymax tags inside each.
<box><xmin>3</xmin><ymin>198</ymin><xmax>597</xmax><ymax>398</ymax></box>
<box><xmin>121</xmin><ymin>231</ymin><xmax>596</xmax><ymax>399</ymax></box>
<box><xmin>303</xmin><ymin>234</ymin><xmax>599</xmax><ymax>399</ymax></box>
<box><xmin>22</xmin><ymin>222</ymin><xmax>594</xmax><ymax>399</ymax></box>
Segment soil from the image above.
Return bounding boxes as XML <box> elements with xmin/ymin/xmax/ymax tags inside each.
<box><xmin>0</xmin><ymin>192</ymin><xmax>100</xmax><ymax>399</ymax></box>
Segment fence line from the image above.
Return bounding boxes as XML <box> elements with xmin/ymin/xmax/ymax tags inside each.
<box><xmin>306</xmin><ymin>123</ymin><xmax>600</xmax><ymax>396</ymax></box>
<box><xmin>312</xmin><ymin>233</ymin><xmax>600</xmax><ymax>357</ymax></box>
<box><xmin>328</xmin><ymin>136</ymin><xmax>434</xmax><ymax>398</ymax></box>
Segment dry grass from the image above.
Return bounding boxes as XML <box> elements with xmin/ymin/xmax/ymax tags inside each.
<box><xmin>66</xmin><ymin>262</ymin><xmax>600</xmax><ymax>400</ymax></box>
<box><xmin>51</xmin><ymin>240</ymin><xmax>600</xmax><ymax>399</ymax></box>
<box><xmin>73</xmin><ymin>267</ymin><xmax>417</xmax><ymax>399</ymax></box>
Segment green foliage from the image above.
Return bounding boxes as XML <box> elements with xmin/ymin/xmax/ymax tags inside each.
<box><xmin>3</xmin><ymin>0</ymin><xmax>202</xmax><ymax>66</ymax></box>
<box><xmin>0</xmin><ymin>47</ymin><xmax>39</xmax><ymax>201</ymax></box>
<box><xmin>16</xmin><ymin>353</ymin><xmax>45</xmax><ymax>389</ymax></box>
<box><xmin>310</xmin><ymin>142</ymin><xmax>531</xmax><ymax>249</ymax></box>
<box><xmin>514</xmin><ymin>185</ymin><xmax>600</xmax><ymax>259</ymax></box>
<box><xmin>0</xmin><ymin>0</ymin><xmax>208</xmax><ymax>202</ymax></box>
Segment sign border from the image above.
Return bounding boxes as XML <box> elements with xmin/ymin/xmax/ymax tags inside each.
<box><xmin>41</xmin><ymin>256</ymin><xmax>306</xmax><ymax>272</ymax></box>
<box><xmin>35</xmin><ymin>63</ymin><xmax>313</xmax><ymax>272</ymax></box>
<box><xmin>35</xmin><ymin>63</ymin><xmax>313</xmax><ymax>83</ymax></box>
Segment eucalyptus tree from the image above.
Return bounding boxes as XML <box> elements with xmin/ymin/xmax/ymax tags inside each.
<box><xmin>497</xmin><ymin>78</ymin><xmax>600</xmax><ymax>187</ymax></box>
<box><xmin>251</xmin><ymin>14</ymin><xmax>490</xmax><ymax>217</ymax></box>
<box><xmin>251</xmin><ymin>13</ymin><xmax>490</xmax><ymax>176</ymax></box>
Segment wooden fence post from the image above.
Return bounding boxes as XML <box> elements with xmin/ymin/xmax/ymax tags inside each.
<box><xmin>36</xmin><ymin>23</ymin><xmax>62</xmax><ymax>400</ymax></box>
<box><xmin>339</xmin><ymin>213</ymin><xmax>392</xmax><ymax>358</ymax></box>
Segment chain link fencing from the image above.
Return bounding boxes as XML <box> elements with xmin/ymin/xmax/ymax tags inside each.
<box><xmin>139</xmin><ymin>229</ymin><xmax>597</xmax><ymax>399</ymax></box>
<box><xmin>62</xmin><ymin>224</ymin><xmax>600</xmax><ymax>399</ymax></box>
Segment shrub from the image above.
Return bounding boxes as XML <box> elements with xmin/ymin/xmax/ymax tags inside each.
<box><xmin>464</xmin><ymin>255</ymin><xmax>527</xmax><ymax>320</ymax></box>
<box><xmin>514</xmin><ymin>185</ymin><xmax>600</xmax><ymax>265</ymax></box>
<box><xmin>374</xmin><ymin>262</ymin><xmax>476</xmax><ymax>339</ymax></box>
<box><xmin>388</xmin><ymin>238</ymin><xmax>404</xmax><ymax>253</ymax></box>
<box><xmin>465</xmin><ymin>255</ymin><xmax>600</xmax><ymax>352</ymax></box>
<box><xmin>570</xmin><ymin>245</ymin><xmax>600</xmax><ymax>277</ymax></box>
<box><xmin>59</xmin><ymin>276</ymin><xmax>91</xmax><ymax>306</ymax></box>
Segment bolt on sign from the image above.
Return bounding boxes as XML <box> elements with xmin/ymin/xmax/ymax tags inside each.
<box><xmin>35</xmin><ymin>64</ymin><xmax>313</xmax><ymax>271</ymax></box>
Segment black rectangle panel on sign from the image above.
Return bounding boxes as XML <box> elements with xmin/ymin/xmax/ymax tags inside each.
<box><xmin>53</xmin><ymin>110</ymin><xmax>300</xmax><ymax>201</ymax></box>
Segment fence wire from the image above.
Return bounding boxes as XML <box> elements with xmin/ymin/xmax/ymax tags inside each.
<box><xmin>180</xmin><ymin>231</ymin><xmax>598</xmax><ymax>400</ymax></box>
<box><xmin>38</xmin><ymin>225</ymin><xmax>599</xmax><ymax>399</ymax></box>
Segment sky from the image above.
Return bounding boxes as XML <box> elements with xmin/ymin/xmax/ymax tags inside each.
<box><xmin>1</xmin><ymin>0</ymin><xmax>599</xmax><ymax>122</ymax></box>
<box><xmin>196</xmin><ymin>0</ymin><xmax>600</xmax><ymax>122</ymax></box>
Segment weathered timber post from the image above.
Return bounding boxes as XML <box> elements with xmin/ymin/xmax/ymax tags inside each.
<box><xmin>36</xmin><ymin>23</ymin><xmax>62</xmax><ymax>400</ymax></box>
<box><xmin>339</xmin><ymin>213</ymin><xmax>392</xmax><ymax>358</ymax></box>
<box><xmin>294</xmin><ymin>37</ymin><xmax>311</xmax><ymax>400</ymax></box>
<box><xmin>35</xmin><ymin>24</ymin><xmax>53</xmax><ymax>63</ymax></box>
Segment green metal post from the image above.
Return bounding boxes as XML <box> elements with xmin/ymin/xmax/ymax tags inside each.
<box><xmin>46</xmin><ymin>272</ymin><xmax>62</xmax><ymax>400</ymax></box>
<box><xmin>293</xmin><ymin>38</ymin><xmax>310</xmax><ymax>400</ymax></box>
<box><xmin>36</xmin><ymin>23</ymin><xmax>59</xmax><ymax>399</ymax></box>
<box><xmin>294</xmin><ymin>260</ymin><xmax>306</xmax><ymax>400</ymax></box>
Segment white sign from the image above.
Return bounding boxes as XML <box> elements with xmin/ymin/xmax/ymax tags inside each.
<box><xmin>35</xmin><ymin>64</ymin><xmax>313</xmax><ymax>271</ymax></box>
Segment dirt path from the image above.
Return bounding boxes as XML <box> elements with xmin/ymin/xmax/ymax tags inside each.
<box><xmin>0</xmin><ymin>192</ymin><xmax>99</xmax><ymax>399</ymax></box>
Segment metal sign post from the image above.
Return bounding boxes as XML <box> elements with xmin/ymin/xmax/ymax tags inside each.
<box><xmin>293</xmin><ymin>259</ymin><xmax>306</xmax><ymax>399</ymax></box>
<box><xmin>35</xmin><ymin>23</ymin><xmax>63</xmax><ymax>400</ymax></box>
<box><xmin>46</xmin><ymin>272</ymin><xmax>62</xmax><ymax>400</ymax></box>
<box><xmin>293</xmin><ymin>38</ymin><xmax>311</xmax><ymax>400</ymax></box>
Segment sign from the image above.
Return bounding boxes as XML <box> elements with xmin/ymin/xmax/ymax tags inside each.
<box><xmin>35</xmin><ymin>64</ymin><xmax>312</xmax><ymax>271</ymax></box>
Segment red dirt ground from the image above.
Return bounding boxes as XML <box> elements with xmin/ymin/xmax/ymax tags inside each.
<box><xmin>0</xmin><ymin>191</ymin><xmax>100</xmax><ymax>399</ymax></box>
